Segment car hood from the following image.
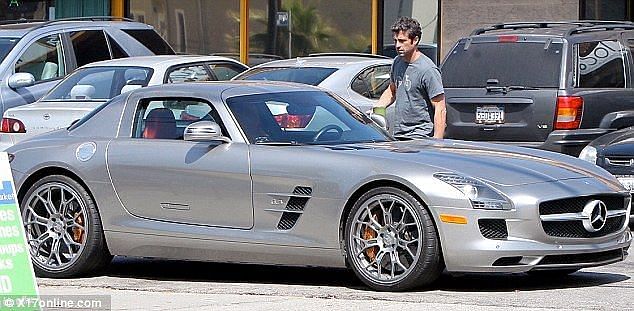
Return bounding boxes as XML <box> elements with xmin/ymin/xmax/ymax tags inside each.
<box><xmin>3</xmin><ymin>100</ymin><xmax>105</xmax><ymax>135</ymax></box>
<box><xmin>593</xmin><ymin>127</ymin><xmax>634</xmax><ymax>156</ymax></box>
<box><xmin>319</xmin><ymin>139</ymin><xmax>618</xmax><ymax>187</ymax></box>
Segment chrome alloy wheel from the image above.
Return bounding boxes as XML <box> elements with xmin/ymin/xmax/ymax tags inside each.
<box><xmin>22</xmin><ymin>182</ymin><xmax>88</xmax><ymax>271</ymax></box>
<box><xmin>349</xmin><ymin>193</ymin><xmax>423</xmax><ymax>284</ymax></box>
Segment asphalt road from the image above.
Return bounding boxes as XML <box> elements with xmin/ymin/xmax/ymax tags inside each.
<box><xmin>37</xmin><ymin>251</ymin><xmax>634</xmax><ymax>310</ymax></box>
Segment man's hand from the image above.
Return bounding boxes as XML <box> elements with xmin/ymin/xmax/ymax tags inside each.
<box><xmin>431</xmin><ymin>94</ymin><xmax>446</xmax><ymax>139</ymax></box>
<box><xmin>374</xmin><ymin>82</ymin><xmax>396</xmax><ymax>110</ymax></box>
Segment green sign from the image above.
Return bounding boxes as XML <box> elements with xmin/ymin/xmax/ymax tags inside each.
<box><xmin>0</xmin><ymin>152</ymin><xmax>38</xmax><ymax>307</ymax></box>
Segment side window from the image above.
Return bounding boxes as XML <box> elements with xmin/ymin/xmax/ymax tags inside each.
<box><xmin>576</xmin><ymin>40</ymin><xmax>626</xmax><ymax>88</ymax></box>
<box><xmin>166</xmin><ymin>65</ymin><xmax>211</xmax><ymax>83</ymax></box>
<box><xmin>208</xmin><ymin>63</ymin><xmax>246</xmax><ymax>80</ymax></box>
<box><xmin>70</xmin><ymin>30</ymin><xmax>111</xmax><ymax>67</ymax></box>
<box><xmin>133</xmin><ymin>98</ymin><xmax>224</xmax><ymax>140</ymax></box>
<box><xmin>351</xmin><ymin>65</ymin><xmax>391</xmax><ymax>99</ymax></box>
<box><xmin>122</xmin><ymin>29</ymin><xmax>175</xmax><ymax>55</ymax></box>
<box><xmin>15</xmin><ymin>34</ymin><xmax>65</xmax><ymax>82</ymax></box>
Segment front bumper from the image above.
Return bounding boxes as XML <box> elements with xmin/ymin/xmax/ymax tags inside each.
<box><xmin>432</xmin><ymin>178</ymin><xmax>632</xmax><ymax>273</ymax></box>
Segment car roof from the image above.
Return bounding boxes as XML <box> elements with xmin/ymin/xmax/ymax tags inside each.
<box><xmin>252</xmin><ymin>55</ymin><xmax>392</xmax><ymax>69</ymax></box>
<box><xmin>132</xmin><ymin>80</ymin><xmax>323</xmax><ymax>98</ymax></box>
<box><xmin>470</xmin><ymin>21</ymin><xmax>634</xmax><ymax>38</ymax></box>
<box><xmin>80</xmin><ymin>55</ymin><xmax>244</xmax><ymax>69</ymax></box>
<box><xmin>0</xmin><ymin>19</ymin><xmax>153</xmax><ymax>38</ymax></box>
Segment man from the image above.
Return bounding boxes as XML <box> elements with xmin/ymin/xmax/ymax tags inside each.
<box><xmin>375</xmin><ymin>16</ymin><xmax>446</xmax><ymax>139</ymax></box>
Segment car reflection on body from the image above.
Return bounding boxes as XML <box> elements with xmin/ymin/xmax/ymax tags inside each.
<box><xmin>580</xmin><ymin>126</ymin><xmax>634</xmax><ymax>229</ymax></box>
<box><xmin>8</xmin><ymin>81</ymin><xmax>631</xmax><ymax>291</ymax></box>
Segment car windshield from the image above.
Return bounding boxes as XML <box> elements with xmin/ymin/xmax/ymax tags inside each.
<box><xmin>0</xmin><ymin>37</ymin><xmax>19</xmax><ymax>62</ymax></box>
<box><xmin>237</xmin><ymin>67</ymin><xmax>337</xmax><ymax>85</ymax></box>
<box><xmin>442</xmin><ymin>41</ymin><xmax>563</xmax><ymax>88</ymax></box>
<box><xmin>226</xmin><ymin>91</ymin><xmax>390</xmax><ymax>145</ymax></box>
<box><xmin>43</xmin><ymin>66</ymin><xmax>153</xmax><ymax>101</ymax></box>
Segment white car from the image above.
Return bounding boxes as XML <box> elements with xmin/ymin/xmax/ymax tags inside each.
<box><xmin>0</xmin><ymin>55</ymin><xmax>247</xmax><ymax>150</ymax></box>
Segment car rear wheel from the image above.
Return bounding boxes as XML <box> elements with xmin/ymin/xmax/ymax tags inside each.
<box><xmin>344</xmin><ymin>186</ymin><xmax>443</xmax><ymax>291</ymax></box>
<box><xmin>21</xmin><ymin>175</ymin><xmax>111</xmax><ymax>277</ymax></box>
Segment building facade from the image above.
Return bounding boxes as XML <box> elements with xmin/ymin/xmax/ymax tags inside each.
<box><xmin>1</xmin><ymin>0</ymin><xmax>632</xmax><ymax>64</ymax></box>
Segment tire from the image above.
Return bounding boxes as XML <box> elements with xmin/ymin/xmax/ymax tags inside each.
<box><xmin>344</xmin><ymin>186</ymin><xmax>443</xmax><ymax>291</ymax></box>
<box><xmin>20</xmin><ymin>175</ymin><xmax>112</xmax><ymax>277</ymax></box>
<box><xmin>527</xmin><ymin>269</ymin><xmax>580</xmax><ymax>278</ymax></box>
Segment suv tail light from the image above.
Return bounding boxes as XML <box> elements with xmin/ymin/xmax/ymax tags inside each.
<box><xmin>1</xmin><ymin>118</ymin><xmax>26</xmax><ymax>133</ymax></box>
<box><xmin>554</xmin><ymin>96</ymin><xmax>583</xmax><ymax>130</ymax></box>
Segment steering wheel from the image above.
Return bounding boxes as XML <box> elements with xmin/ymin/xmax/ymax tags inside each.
<box><xmin>312</xmin><ymin>124</ymin><xmax>344</xmax><ymax>142</ymax></box>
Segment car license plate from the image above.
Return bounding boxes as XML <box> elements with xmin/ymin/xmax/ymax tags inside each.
<box><xmin>616</xmin><ymin>175</ymin><xmax>634</xmax><ymax>192</ymax></box>
<box><xmin>476</xmin><ymin>106</ymin><xmax>504</xmax><ymax>124</ymax></box>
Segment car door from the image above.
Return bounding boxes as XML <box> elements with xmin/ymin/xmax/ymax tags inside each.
<box><xmin>106</xmin><ymin>96</ymin><xmax>253</xmax><ymax>229</ymax></box>
<box><xmin>3</xmin><ymin>33</ymin><xmax>67</xmax><ymax>112</ymax></box>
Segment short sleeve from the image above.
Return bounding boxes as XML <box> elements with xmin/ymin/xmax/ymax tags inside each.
<box><xmin>422</xmin><ymin>67</ymin><xmax>444</xmax><ymax>99</ymax></box>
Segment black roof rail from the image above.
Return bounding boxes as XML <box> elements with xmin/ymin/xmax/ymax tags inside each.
<box><xmin>471</xmin><ymin>20</ymin><xmax>634</xmax><ymax>36</ymax></box>
<box><xmin>567</xmin><ymin>24</ymin><xmax>634</xmax><ymax>36</ymax></box>
<box><xmin>0</xmin><ymin>19</ymin><xmax>47</xmax><ymax>26</ymax></box>
<box><xmin>307</xmin><ymin>53</ymin><xmax>391</xmax><ymax>59</ymax></box>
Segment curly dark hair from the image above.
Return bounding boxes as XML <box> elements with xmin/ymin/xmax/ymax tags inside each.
<box><xmin>391</xmin><ymin>16</ymin><xmax>422</xmax><ymax>42</ymax></box>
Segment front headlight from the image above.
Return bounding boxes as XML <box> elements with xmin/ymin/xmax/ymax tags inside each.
<box><xmin>434</xmin><ymin>172</ymin><xmax>512</xmax><ymax>210</ymax></box>
<box><xmin>578</xmin><ymin>145</ymin><xmax>597</xmax><ymax>164</ymax></box>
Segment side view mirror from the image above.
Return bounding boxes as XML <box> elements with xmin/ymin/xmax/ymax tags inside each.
<box><xmin>8</xmin><ymin>73</ymin><xmax>35</xmax><ymax>89</ymax></box>
<box><xmin>184</xmin><ymin>121</ymin><xmax>231</xmax><ymax>143</ymax></box>
<box><xmin>368</xmin><ymin>113</ymin><xmax>387</xmax><ymax>129</ymax></box>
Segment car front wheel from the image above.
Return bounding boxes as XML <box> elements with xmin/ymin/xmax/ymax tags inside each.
<box><xmin>21</xmin><ymin>175</ymin><xmax>111</xmax><ymax>277</ymax></box>
<box><xmin>344</xmin><ymin>186</ymin><xmax>443</xmax><ymax>291</ymax></box>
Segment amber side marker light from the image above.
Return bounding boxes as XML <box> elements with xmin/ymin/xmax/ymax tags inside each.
<box><xmin>439</xmin><ymin>214</ymin><xmax>468</xmax><ymax>224</ymax></box>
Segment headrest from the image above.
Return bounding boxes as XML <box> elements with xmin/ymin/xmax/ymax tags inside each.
<box><xmin>120</xmin><ymin>84</ymin><xmax>143</xmax><ymax>94</ymax></box>
<box><xmin>286</xmin><ymin>103</ymin><xmax>315</xmax><ymax>115</ymax></box>
<box><xmin>70</xmin><ymin>85</ymin><xmax>95</xmax><ymax>99</ymax></box>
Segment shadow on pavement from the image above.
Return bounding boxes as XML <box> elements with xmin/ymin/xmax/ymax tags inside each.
<box><xmin>103</xmin><ymin>256</ymin><xmax>629</xmax><ymax>292</ymax></box>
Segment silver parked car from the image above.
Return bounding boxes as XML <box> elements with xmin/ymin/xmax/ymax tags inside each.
<box><xmin>0</xmin><ymin>17</ymin><xmax>174</xmax><ymax>117</ymax></box>
<box><xmin>8</xmin><ymin>82</ymin><xmax>631</xmax><ymax>291</ymax></box>
<box><xmin>232</xmin><ymin>53</ymin><xmax>392</xmax><ymax>112</ymax></box>
<box><xmin>0</xmin><ymin>55</ymin><xmax>247</xmax><ymax>150</ymax></box>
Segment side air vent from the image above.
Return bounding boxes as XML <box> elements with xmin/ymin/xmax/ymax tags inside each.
<box><xmin>293</xmin><ymin>186</ymin><xmax>312</xmax><ymax>195</ymax></box>
<box><xmin>275</xmin><ymin>186</ymin><xmax>313</xmax><ymax>230</ymax></box>
<box><xmin>478</xmin><ymin>219</ymin><xmax>508</xmax><ymax>239</ymax></box>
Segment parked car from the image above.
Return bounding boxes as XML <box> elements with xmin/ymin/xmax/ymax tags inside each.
<box><xmin>209</xmin><ymin>52</ymin><xmax>283</xmax><ymax>66</ymax></box>
<box><xmin>232</xmin><ymin>53</ymin><xmax>392</xmax><ymax>113</ymax></box>
<box><xmin>8</xmin><ymin>81</ymin><xmax>631</xmax><ymax>291</ymax></box>
<box><xmin>0</xmin><ymin>17</ymin><xmax>174</xmax><ymax>118</ymax></box>
<box><xmin>442</xmin><ymin>21</ymin><xmax>634</xmax><ymax>156</ymax></box>
<box><xmin>579</xmin><ymin>126</ymin><xmax>634</xmax><ymax>228</ymax></box>
<box><xmin>0</xmin><ymin>55</ymin><xmax>247</xmax><ymax>150</ymax></box>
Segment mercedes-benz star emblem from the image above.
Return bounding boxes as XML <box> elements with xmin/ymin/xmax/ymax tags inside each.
<box><xmin>581</xmin><ymin>200</ymin><xmax>608</xmax><ymax>232</ymax></box>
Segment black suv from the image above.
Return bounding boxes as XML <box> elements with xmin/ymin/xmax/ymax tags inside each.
<box><xmin>442</xmin><ymin>21</ymin><xmax>634</xmax><ymax>156</ymax></box>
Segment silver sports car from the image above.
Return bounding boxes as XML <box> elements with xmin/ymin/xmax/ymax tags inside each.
<box><xmin>8</xmin><ymin>82</ymin><xmax>632</xmax><ymax>291</ymax></box>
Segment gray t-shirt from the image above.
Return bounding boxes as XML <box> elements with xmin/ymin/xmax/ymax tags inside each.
<box><xmin>388</xmin><ymin>54</ymin><xmax>444</xmax><ymax>139</ymax></box>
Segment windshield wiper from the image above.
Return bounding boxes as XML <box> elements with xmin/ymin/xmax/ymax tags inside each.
<box><xmin>255</xmin><ymin>141</ymin><xmax>305</xmax><ymax>146</ymax></box>
<box><xmin>506</xmin><ymin>85</ymin><xmax>538</xmax><ymax>91</ymax></box>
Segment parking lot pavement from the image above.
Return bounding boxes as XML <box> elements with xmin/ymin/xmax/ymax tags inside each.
<box><xmin>37</xmin><ymin>252</ymin><xmax>633</xmax><ymax>310</ymax></box>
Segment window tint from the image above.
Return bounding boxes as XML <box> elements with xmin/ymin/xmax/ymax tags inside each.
<box><xmin>15</xmin><ymin>34</ymin><xmax>65</xmax><ymax>82</ymax></box>
<box><xmin>70</xmin><ymin>30</ymin><xmax>111</xmax><ymax>67</ymax></box>
<box><xmin>351</xmin><ymin>65</ymin><xmax>391</xmax><ymax>99</ymax></box>
<box><xmin>166</xmin><ymin>64</ymin><xmax>211</xmax><ymax>83</ymax></box>
<box><xmin>442</xmin><ymin>41</ymin><xmax>563</xmax><ymax>88</ymax></box>
<box><xmin>577</xmin><ymin>40</ymin><xmax>625</xmax><ymax>88</ymax></box>
<box><xmin>133</xmin><ymin>98</ymin><xmax>224</xmax><ymax>139</ymax></box>
<box><xmin>107</xmin><ymin>35</ymin><xmax>127</xmax><ymax>59</ymax></box>
<box><xmin>209</xmin><ymin>63</ymin><xmax>246</xmax><ymax>80</ymax></box>
<box><xmin>44</xmin><ymin>66</ymin><xmax>152</xmax><ymax>101</ymax></box>
<box><xmin>0</xmin><ymin>37</ymin><xmax>19</xmax><ymax>62</ymax></box>
<box><xmin>122</xmin><ymin>29</ymin><xmax>175</xmax><ymax>55</ymax></box>
<box><xmin>227</xmin><ymin>91</ymin><xmax>388</xmax><ymax>144</ymax></box>
<box><xmin>238</xmin><ymin>67</ymin><xmax>338</xmax><ymax>86</ymax></box>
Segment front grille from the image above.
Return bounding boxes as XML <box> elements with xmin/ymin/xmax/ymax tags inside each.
<box><xmin>277</xmin><ymin>212</ymin><xmax>301</xmax><ymax>230</ymax></box>
<box><xmin>478</xmin><ymin>219</ymin><xmax>508</xmax><ymax>239</ymax></box>
<box><xmin>538</xmin><ymin>248</ymin><xmax>624</xmax><ymax>265</ymax></box>
<box><xmin>605</xmin><ymin>157</ymin><xmax>634</xmax><ymax>167</ymax></box>
<box><xmin>539</xmin><ymin>195</ymin><xmax>626</xmax><ymax>215</ymax></box>
<box><xmin>542</xmin><ymin>217</ymin><xmax>625</xmax><ymax>238</ymax></box>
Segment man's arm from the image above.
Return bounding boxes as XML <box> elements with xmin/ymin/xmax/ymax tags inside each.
<box><xmin>375</xmin><ymin>82</ymin><xmax>396</xmax><ymax>108</ymax></box>
<box><xmin>431</xmin><ymin>94</ymin><xmax>446</xmax><ymax>139</ymax></box>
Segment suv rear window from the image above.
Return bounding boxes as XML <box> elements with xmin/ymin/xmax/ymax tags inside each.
<box><xmin>122</xmin><ymin>29</ymin><xmax>174</xmax><ymax>55</ymax></box>
<box><xmin>442</xmin><ymin>41</ymin><xmax>563</xmax><ymax>88</ymax></box>
<box><xmin>237</xmin><ymin>67</ymin><xmax>338</xmax><ymax>85</ymax></box>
